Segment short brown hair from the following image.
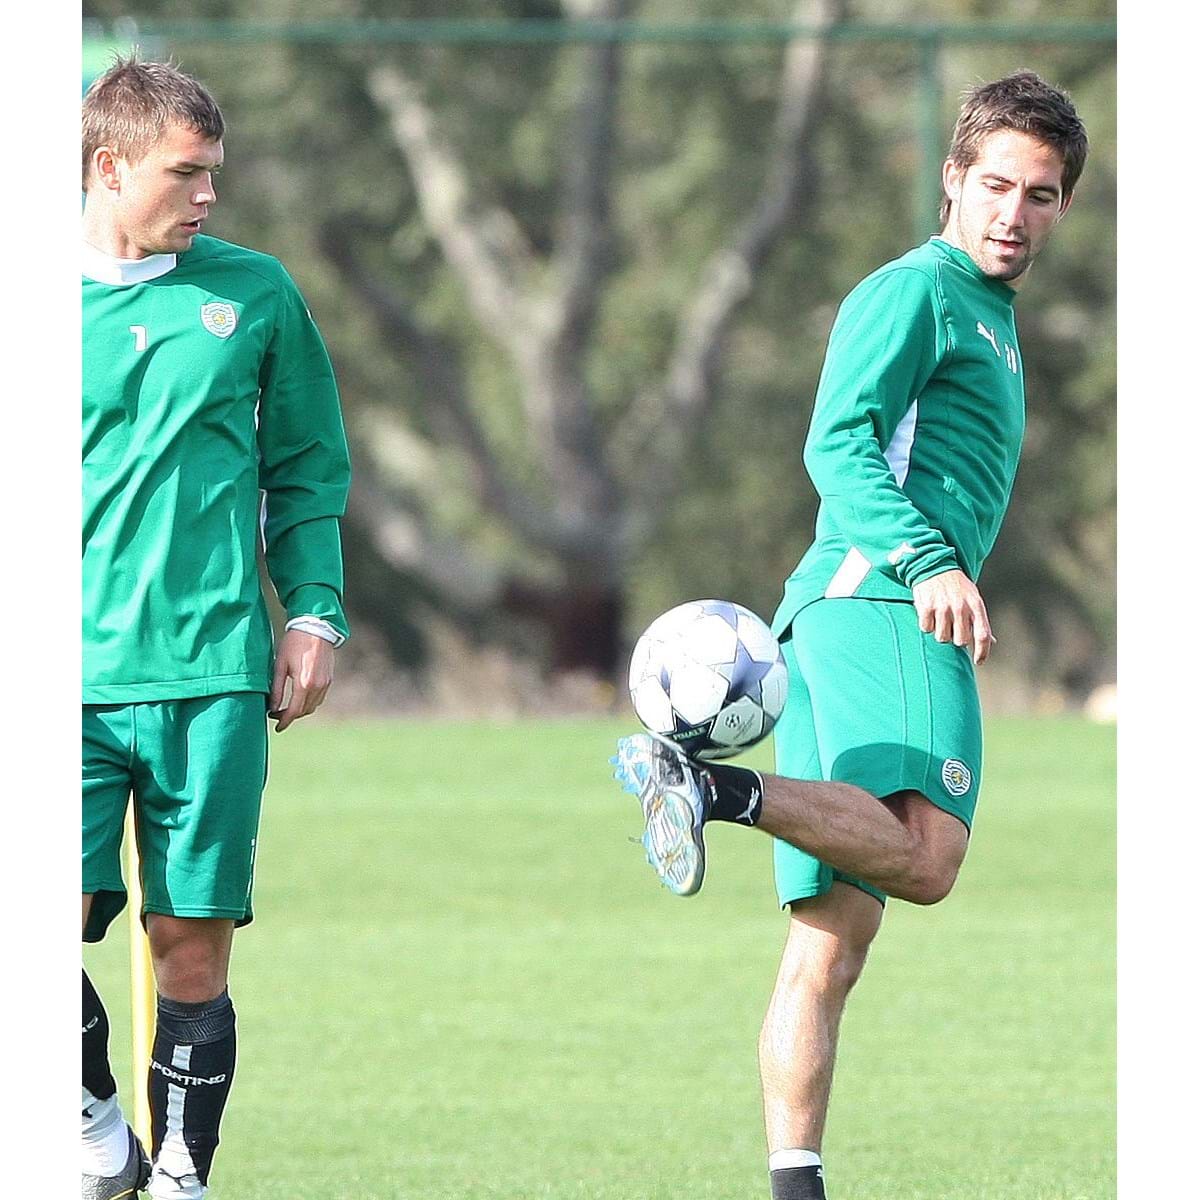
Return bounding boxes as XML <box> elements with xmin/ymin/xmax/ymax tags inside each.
<box><xmin>939</xmin><ymin>70</ymin><xmax>1089</xmax><ymax>225</ymax></box>
<box><xmin>82</xmin><ymin>54</ymin><xmax>225</xmax><ymax>190</ymax></box>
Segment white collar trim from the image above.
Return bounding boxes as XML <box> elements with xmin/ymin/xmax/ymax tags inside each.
<box><xmin>82</xmin><ymin>241</ymin><xmax>178</xmax><ymax>285</ymax></box>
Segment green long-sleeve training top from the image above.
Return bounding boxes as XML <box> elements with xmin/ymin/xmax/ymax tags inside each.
<box><xmin>772</xmin><ymin>237</ymin><xmax>1026</xmax><ymax>638</ymax></box>
<box><xmin>83</xmin><ymin>235</ymin><xmax>351</xmax><ymax>703</ymax></box>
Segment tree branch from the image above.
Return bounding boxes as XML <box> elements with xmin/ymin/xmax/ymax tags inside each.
<box><xmin>346</xmin><ymin>447</ymin><xmax>504</xmax><ymax>613</ymax></box>
<box><xmin>318</xmin><ymin>218</ymin><xmax>608</xmax><ymax>561</ymax></box>
<box><xmin>361</xmin><ymin>42</ymin><xmax>626</xmax><ymax>565</ymax></box>
<box><xmin>622</xmin><ymin>0</ymin><xmax>847</xmax><ymax>515</ymax></box>
<box><xmin>552</xmin><ymin>0</ymin><xmax>625</xmax><ymax>347</ymax></box>
<box><xmin>365</xmin><ymin>60</ymin><xmax>539</xmax><ymax>352</ymax></box>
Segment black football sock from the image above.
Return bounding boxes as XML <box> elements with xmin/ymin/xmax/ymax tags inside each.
<box><xmin>704</xmin><ymin>761</ymin><xmax>765</xmax><ymax>826</ymax></box>
<box><xmin>149</xmin><ymin>990</ymin><xmax>236</xmax><ymax>1189</ymax></box>
<box><xmin>770</xmin><ymin>1165</ymin><xmax>828</xmax><ymax>1200</ymax></box>
<box><xmin>82</xmin><ymin>968</ymin><xmax>118</xmax><ymax>1105</ymax></box>
<box><xmin>83</xmin><ymin>968</ymin><xmax>132</xmax><ymax>1174</ymax></box>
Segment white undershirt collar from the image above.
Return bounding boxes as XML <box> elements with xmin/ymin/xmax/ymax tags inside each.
<box><xmin>82</xmin><ymin>240</ymin><xmax>178</xmax><ymax>285</ymax></box>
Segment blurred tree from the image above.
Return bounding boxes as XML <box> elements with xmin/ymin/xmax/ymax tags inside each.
<box><xmin>81</xmin><ymin>0</ymin><xmax>1116</xmax><ymax>700</ymax></box>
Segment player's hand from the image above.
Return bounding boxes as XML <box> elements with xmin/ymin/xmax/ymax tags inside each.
<box><xmin>911</xmin><ymin>569</ymin><xmax>995</xmax><ymax>666</ymax></box>
<box><xmin>269</xmin><ymin>630</ymin><xmax>336</xmax><ymax>732</ymax></box>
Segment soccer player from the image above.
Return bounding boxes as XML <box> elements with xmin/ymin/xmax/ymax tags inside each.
<box><xmin>613</xmin><ymin>72</ymin><xmax>1088</xmax><ymax>1200</ymax></box>
<box><xmin>82</xmin><ymin>58</ymin><xmax>350</xmax><ymax>1199</ymax></box>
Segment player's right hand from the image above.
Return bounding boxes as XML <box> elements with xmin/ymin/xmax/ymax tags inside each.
<box><xmin>911</xmin><ymin>569</ymin><xmax>995</xmax><ymax>666</ymax></box>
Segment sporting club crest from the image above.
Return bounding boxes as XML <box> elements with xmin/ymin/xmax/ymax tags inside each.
<box><xmin>200</xmin><ymin>302</ymin><xmax>238</xmax><ymax>339</ymax></box>
<box><xmin>941</xmin><ymin>758</ymin><xmax>972</xmax><ymax>797</ymax></box>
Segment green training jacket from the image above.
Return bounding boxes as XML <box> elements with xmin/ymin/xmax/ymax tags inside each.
<box><xmin>83</xmin><ymin>235</ymin><xmax>351</xmax><ymax>703</ymax></box>
<box><xmin>772</xmin><ymin>237</ymin><xmax>1025</xmax><ymax>638</ymax></box>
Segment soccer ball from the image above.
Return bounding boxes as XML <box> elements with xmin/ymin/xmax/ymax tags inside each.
<box><xmin>628</xmin><ymin>599</ymin><xmax>788</xmax><ymax>760</ymax></box>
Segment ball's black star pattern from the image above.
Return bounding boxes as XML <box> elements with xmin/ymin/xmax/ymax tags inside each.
<box><xmin>719</xmin><ymin>635</ymin><xmax>778</xmax><ymax>702</ymax></box>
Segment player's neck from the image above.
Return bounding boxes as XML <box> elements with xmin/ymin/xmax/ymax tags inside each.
<box><xmin>81</xmin><ymin>201</ymin><xmax>155</xmax><ymax>262</ymax></box>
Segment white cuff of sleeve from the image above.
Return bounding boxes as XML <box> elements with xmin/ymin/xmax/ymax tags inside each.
<box><xmin>284</xmin><ymin>616</ymin><xmax>345</xmax><ymax>647</ymax></box>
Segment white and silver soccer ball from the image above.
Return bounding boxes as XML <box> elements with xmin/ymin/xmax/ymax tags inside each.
<box><xmin>628</xmin><ymin>599</ymin><xmax>788</xmax><ymax>760</ymax></box>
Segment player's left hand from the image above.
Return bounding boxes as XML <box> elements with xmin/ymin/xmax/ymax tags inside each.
<box><xmin>269</xmin><ymin>630</ymin><xmax>336</xmax><ymax>732</ymax></box>
<box><xmin>911</xmin><ymin>569</ymin><xmax>996</xmax><ymax>666</ymax></box>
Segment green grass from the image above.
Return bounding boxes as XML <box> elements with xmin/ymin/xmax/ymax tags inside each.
<box><xmin>85</xmin><ymin>717</ymin><xmax>1115</xmax><ymax>1199</ymax></box>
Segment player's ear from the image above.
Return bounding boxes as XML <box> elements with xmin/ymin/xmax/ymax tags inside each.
<box><xmin>941</xmin><ymin>158</ymin><xmax>963</xmax><ymax>209</ymax></box>
<box><xmin>90</xmin><ymin>147</ymin><xmax>123</xmax><ymax>194</ymax></box>
<box><xmin>1056</xmin><ymin>190</ymin><xmax>1074</xmax><ymax>221</ymax></box>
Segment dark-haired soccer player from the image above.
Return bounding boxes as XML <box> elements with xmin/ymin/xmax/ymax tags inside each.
<box><xmin>82</xmin><ymin>58</ymin><xmax>350</xmax><ymax>1199</ymax></box>
<box><xmin>614</xmin><ymin>71</ymin><xmax>1088</xmax><ymax>1200</ymax></box>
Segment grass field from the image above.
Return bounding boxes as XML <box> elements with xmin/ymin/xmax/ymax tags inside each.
<box><xmin>84</xmin><ymin>716</ymin><xmax>1115</xmax><ymax>1199</ymax></box>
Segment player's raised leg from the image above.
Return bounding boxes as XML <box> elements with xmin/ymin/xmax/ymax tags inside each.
<box><xmin>614</xmin><ymin>734</ymin><xmax>967</xmax><ymax>905</ymax></box>
<box><xmin>759</xmin><ymin>885</ymin><xmax>882</xmax><ymax>1200</ymax></box>
<box><xmin>145</xmin><ymin>917</ymin><xmax>237</xmax><ymax>1200</ymax></box>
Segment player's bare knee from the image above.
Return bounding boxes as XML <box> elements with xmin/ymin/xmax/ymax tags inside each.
<box><xmin>886</xmin><ymin>797</ymin><xmax>967</xmax><ymax>905</ymax></box>
<box><xmin>830</xmin><ymin>944</ymin><xmax>870</xmax><ymax>994</ymax></box>
<box><xmin>779</xmin><ymin>936</ymin><xmax>871</xmax><ymax>1002</ymax></box>
<box><xmin>147</xmin><ymin>916</ymin><xmax>233</xmax><ymax>1001</ymax></box>
<box><xmin>153</xmin><ymin>956</ymin><xmax>229</xmax><ymax>1003</ymax></box>
<box><xmin>901</xmin><ymin>856</ymin><xmax>961</xmax><ymax>906</ymax></box>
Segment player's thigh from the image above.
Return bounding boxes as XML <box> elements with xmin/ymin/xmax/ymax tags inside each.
<box><xmin>83</xmin><ymin>705</ymin><xmax>135</xmax><ymax>943</ymax></box>
<box><xmin>133</xmin><ymin>693</ymin><xmax>268</xmax><ymax>926</ymax></box>
<box><xmin>786</xmin><ymin>880</ymin><xmax>885</xmax><ymax>960</ymax></box>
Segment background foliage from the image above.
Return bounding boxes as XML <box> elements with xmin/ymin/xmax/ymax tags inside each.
<box><xmin>82</xmin><ymin>1</ymin><xmax>1117</xmax><ymax>710</ymax></box>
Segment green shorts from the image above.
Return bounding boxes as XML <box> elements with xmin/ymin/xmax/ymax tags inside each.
<box><xmin>772</xmin><ymin>597</ymin><xmax>982</xmax><ymax>908</ymax></box>
<box><xmin>82</xmin><ymin>693</ymin><xmax>268</xmax><ymax>943</ymax></box>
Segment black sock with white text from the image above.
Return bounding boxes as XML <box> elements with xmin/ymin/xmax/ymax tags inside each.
<box><xmin>149</xmin><ymin>990</ymin><xmax>236</xmax><ymax>1189</ymax></box>
<box><xmin>83</xmin><ymin>968</ymin><xmax>133</xmax><ymax>1175</ymax></box>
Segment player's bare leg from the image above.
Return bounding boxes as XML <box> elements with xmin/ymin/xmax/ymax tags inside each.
<box><xmin>756</xmin><ymin>782</ymin><xmax>968</xmax><ymax>906</ymax></box>
<box><xmin>615</xmin><ymin>736</ymin><xmax>967</xmax><ymax>904</ymax></box>
<box><xmin>147</xmin><ymin>916</ymin><xmax>234</xmax><ymax>1004</ymax></box>
<box><xmin>759</xmin><ymin>884</ymin><xmax>882</xmax><ymax>1197</ymax></box>
<box><xmin>144</xmin><ymin>916</ymin><xmax>238</xmax><ymax>1200</ymax></box>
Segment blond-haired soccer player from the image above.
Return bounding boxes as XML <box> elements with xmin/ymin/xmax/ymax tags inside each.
<box><xmin>82</xmin><ymin>57</ymin><xmax>350</xmax><ymax>1199</ymax></box>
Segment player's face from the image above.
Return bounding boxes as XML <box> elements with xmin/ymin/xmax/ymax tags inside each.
<box><xmin>111</xmin><ymin>123</ymin><xmax>223</xmax><ymax>256</ymax></box>
<box><xmin>941</xmin><ymin>129</ymin><xmax>1071</xmax><ymax>287</ymax></box>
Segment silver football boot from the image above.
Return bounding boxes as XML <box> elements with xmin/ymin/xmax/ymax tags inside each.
<box><xmin>612</xmin><ymin>732</ymin><xmax>715</xmax><ymax>896</ymax></box>
<box><xmin>82</xmin><ymin>1124</ymin><xmax>151</xmax><ymax>1200</ymax></box>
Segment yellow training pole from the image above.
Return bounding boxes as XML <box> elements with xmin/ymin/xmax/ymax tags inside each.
<box><xmin>124</xmin><ymin>805</ymin><xmax>155</xmax><ymax>1148</ymax></box>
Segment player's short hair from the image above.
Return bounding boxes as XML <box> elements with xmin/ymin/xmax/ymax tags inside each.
<box><xmin>939</xmin><ymin>70</ymin><xmax>1089</xmax><ymax>225</ymax></box>
<box><xmin>82</xmin><ymin>54</ymin><xmax>225</xmax><ymax>190</ymax></box>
